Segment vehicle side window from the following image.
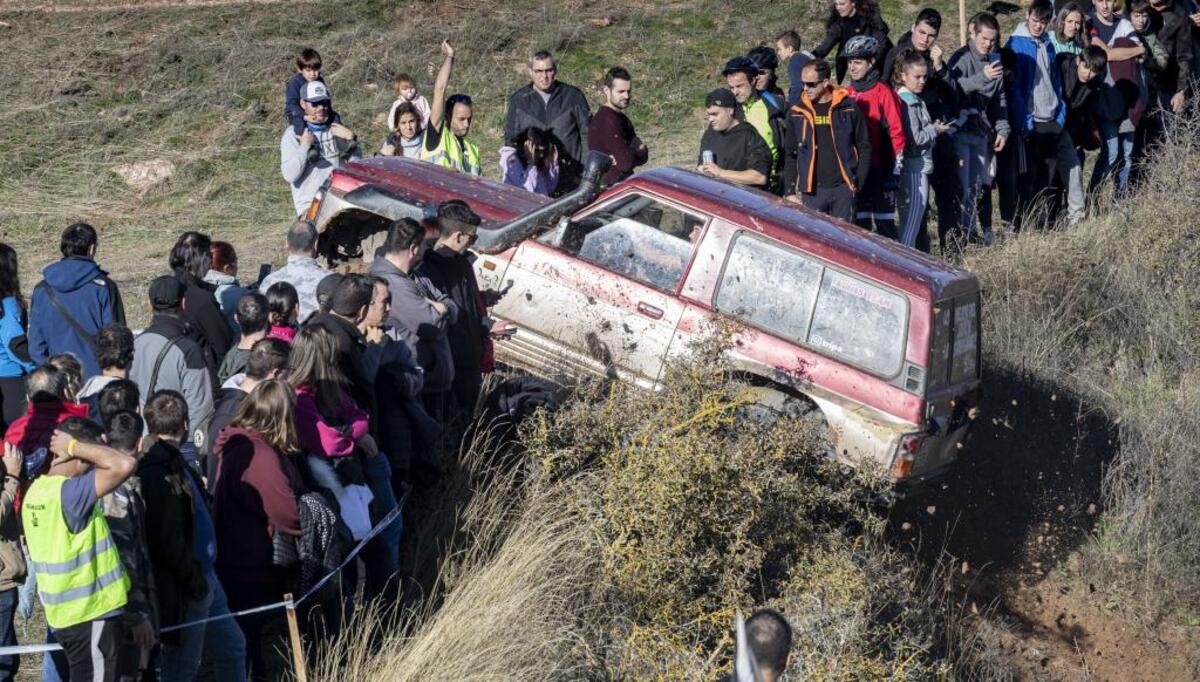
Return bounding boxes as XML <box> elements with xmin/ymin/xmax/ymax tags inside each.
<box><xmin>542</xmin><ymin>194</ymin><xmax>705</xmax><ymax>291</ymax></box>
<box><xmin>715</xmin><ymin>236</ymin><xmax>823</xmax><ymax>342</ymax></box>
<box><xmin>808</xmin><ymin>270</ymin><xmax>907</xmax><ymax>377</ymax></box>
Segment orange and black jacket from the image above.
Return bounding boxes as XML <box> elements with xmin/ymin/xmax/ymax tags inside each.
<box><xmin>781</xmin><ymin>88</ymin><xmax>871</xmax><ymax>196</ymax></box>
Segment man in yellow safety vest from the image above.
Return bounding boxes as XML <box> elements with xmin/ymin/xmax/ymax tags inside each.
<box><xmin>420</xmin><ymin>40</ymin><xmax>481</xmax><ymax>176</ymax></box>
<box><xmin>22</xmin><ymin>417</ymin><xmax>136</xmax><ymax>681</ymax></box>
<box><xmin>723</xmin><ymin>56</ymin><xmax>787</xmax><ymax>195</ymax></box>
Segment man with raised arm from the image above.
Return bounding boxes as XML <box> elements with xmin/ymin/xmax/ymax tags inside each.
<box><xmin>420</xmin><ymin>40</ymin><xmax>480</xmax><ymax>176</ymax></box>
<box><xmin>22</xmin><ymin>419</ymin><xmax>137</xmax><ymax>682</ymax></box>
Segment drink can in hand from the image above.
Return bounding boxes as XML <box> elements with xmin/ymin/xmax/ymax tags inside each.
<box><xmin>701</xmin><ymin>150</ymin><xmax>715</xmax><ymax>165</ymax></box>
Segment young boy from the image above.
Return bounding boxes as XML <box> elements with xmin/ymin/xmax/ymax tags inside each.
<box><xmin>140</xmin><ymin>390</ymin><xmax>245</xmax><ymax>681</ymax></box>
<box><xmin>101</xmin><ymin>412</ymin><xmax>157</xmax><ymax>681</ymax></box>
<box><xmin>842</xmin><ymin>35</ymin><xmax>906</xmax><ymax>239</ymax></box>
<box><xmin>1006</xmin><ymin>0</ymin><xmax>1084</xmax><ymax>228</ymax></box>
<box><xmin>775</xmin><ymin>29</ymin><xmax>813</xmax><ymax>107</ymax></box>
<box><xmin>284</xmin><ymin>47</ymin><xmax>341</xmax><ymax>136</ymax></box>
<box><xmin>948</xmin><ymin>12</ymin><xmax>1011</xmax><ymax>243</ymax></box>
<box><xmin>388</xmin><ymin>73</ymin><xmax>432</xmax><ymax>129</ymax></box>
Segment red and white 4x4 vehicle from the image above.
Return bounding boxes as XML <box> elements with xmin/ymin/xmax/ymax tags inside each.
<box><xmin>310</xmin><ymin>153</ymin><xmax>981</xmax><ymax>487</ymax></box>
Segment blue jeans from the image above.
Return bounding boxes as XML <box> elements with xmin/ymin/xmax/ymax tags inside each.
<box><xmin>159</xmin><ymin>569</ymin><xmax>247</xmax><ymax>682</ymax></box>
<box><xmin>1091</xmin><ymin>124</ymin><xmax>1135</xmax><ymax>196</ymax></box>
<box><xmin>0</xmin><ymin>588</ymin><xmax>17</xmax><ymax>682</ymax></box>
<box><xmin>41</xmin><ymin>629</ymin><xmax>65</xmax><ymax>682</ymax></box>
<box><xmin>360</xmin><ymin>454</ymin><xmax>402</xmax><ymax>604</ymax></box>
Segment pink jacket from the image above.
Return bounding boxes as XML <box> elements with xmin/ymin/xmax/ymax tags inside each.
<box><xmin>267</xmin><ymin>325</ymin><xmax>296</xmax><ymax>344</ymax></box>
<box><xmin>294</xmin><ymin>384</ymin><xmax>368</xmax><ymax>458</ymax></box>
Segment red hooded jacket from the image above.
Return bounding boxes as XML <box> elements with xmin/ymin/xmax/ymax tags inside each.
<box><xmin>847</xmin><ymin>77</ymin><xmax>906</xmax><ymax>173</ymax></box>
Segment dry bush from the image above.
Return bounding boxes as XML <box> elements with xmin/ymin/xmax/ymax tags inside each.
<box><xmin>313</xmin><ymin>337</ymin><xmax>976</xmax><ymax>680</ymax></box>
<box><xmin>522</xmin><ymin>338</ymin><xmax>955</xmax><ymax>679</ymax></box>
<box><xmin>966</xmin><ymin>109</ymin><xmax>1200</xmax><ymax>620</ymax></box>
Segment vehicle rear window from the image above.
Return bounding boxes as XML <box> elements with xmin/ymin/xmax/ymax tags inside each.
<box><xmin>714</xmin><ymin>237</ymin><xmax>822</xmax><ymax>342</ymax></box>
<box><xmin>951</xmin><ymin>297</ymin><xmax>979</xmax><ymax>383</ymax></box>
<box><xmin>929</xmin><ymin>303</ymin><xmax>952</xmax><ymax>390</ymax></box>
<box><xmin>715</xmin><ymin>235</ymin><xmax>908</xmax><ymax>378</ymax></box>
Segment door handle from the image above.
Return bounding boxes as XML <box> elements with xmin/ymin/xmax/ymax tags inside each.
<box><xmin>637</xmin><ymin>302</ymin><xmax>664</xmax><ymax>320</ymax></box>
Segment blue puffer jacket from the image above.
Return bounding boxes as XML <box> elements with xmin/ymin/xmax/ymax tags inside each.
<box><xmin>28</xmin><ymin>257</ymin><xmax>125</xmax><ymax>379</ymax></box>
<box><xmin>1006</xmin><ymin>21</ymin><xmax>1066</xmax><ymax>134</ymax></box>
<box><xmin>0</xmin><ymin>297</ymin><xmax>35</xmax><ymax>378</ymax></box>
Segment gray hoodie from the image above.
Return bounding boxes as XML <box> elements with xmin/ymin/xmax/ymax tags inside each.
<box><xmin>367</xmin><ymin>255</ymin><xmax>458</xmax><ymax>395</ymax></box>
<box><xmin>280</xmin><ymin>127</ymin><xmax>361</xmax><ymax>217</ymax></box>
<box><xmin>897</xmin><ymin>88</ymin><xmax>939</xmax><ymax>174</ymax></box>
<box><xmin>948</xmin><ymin>44</ymin><xmax>1012</xmax><ymax>140</ymax></box>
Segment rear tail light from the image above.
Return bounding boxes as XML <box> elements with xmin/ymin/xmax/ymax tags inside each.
<box><xmin>892</xmin><ymin>433</ymin><xmax>924</xmax><ymax>479</ymax></box>
<box><xmin>305</xmin><ymin>193</ymin><xmax>322</xmax><ymax>221</ymax></box>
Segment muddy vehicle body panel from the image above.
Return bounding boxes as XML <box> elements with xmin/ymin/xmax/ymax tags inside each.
<box><xmin>313</xmin><ymin>157</ymin><xmax>982</xmax><ymax>484</ymax></box>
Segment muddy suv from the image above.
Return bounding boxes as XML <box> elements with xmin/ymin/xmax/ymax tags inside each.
<box><xmin>308</xmin><ymin>153</ymin><xmax>981</xmax><ymax>486</ymax></box>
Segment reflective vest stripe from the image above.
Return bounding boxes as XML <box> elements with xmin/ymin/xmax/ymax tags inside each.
<box><xmin>39</xmin><ymin>564</ymin><xmax>126</xmax><ymax>605</ymax></box>
<box><xmin>29</xmin><ymin>534</ymin><xmax>115</xmax><ymax>575</ymax></box>
<box><xmin>22</xmin><ymin>475</ymin><xmax>128</xmax><ymax>629</ymax></box>
<box><xmin>420</xmin><ymin>125</ymin><xmax>481</xmax><ymax>176</ymax></box>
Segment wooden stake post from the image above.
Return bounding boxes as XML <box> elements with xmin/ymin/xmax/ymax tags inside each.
<box><xmin>284</xmin><ymin>593</ymin><xmax>308</xmax><ymax>682</ymax></box>
<box><xmin>960</xmin><ymin>0</ymin><xmax>967</xmax><ymax>46</ymax></box>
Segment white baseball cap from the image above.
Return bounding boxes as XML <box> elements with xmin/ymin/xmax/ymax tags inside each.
<box><xmin>301</xmin><ymin>80</ymin><xmax>331</xmax><ymax>103</ymax></box>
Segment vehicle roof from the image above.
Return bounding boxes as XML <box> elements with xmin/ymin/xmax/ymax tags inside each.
<box><xmin>336</xmin><ymin>156</ymin><xmax>551</xmax><ymax>224</ymax></box>
<box><xmin>616</xmin><ymin>167</ymin><xmax>977</xmax><ymax>300</ymax></box>
<box><xmin>337</xmin><ymin>158</ymin><xmax>977</xmax><ymax>300</ymax></box>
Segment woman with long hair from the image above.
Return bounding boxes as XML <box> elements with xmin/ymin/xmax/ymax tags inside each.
<box><xmin>500</xmin><ymin>126</ymin><xmax>560</xmax><ymax>196</ymax></box>
<box><xmin>170</xmin><ymin>230</ymin><xmax>234</xmax><ymax>366</ymax></box>
<box><xmin>0</xmin><ymin>244</ymin><xmax>34</xmax><ymax>429</ymax></box>
<box><xmin>812</xmin><ymin>0</ymin><xmax>892</xmax><ymax>83</ymax></box>
<box><xmin>1050</xmin><ymin>2</ymin><xmax>1088</xmax><ymax>56</ymax></box>
<box><xmin>377</xmin><ymin>101</ymin><xmax>424</xmax><ymax>159</ymax></box>
<box><xmin>287</xmin><ymin>326</ymin><xmax>374</xmax><ymax>538</ymax></box>
<box><xmin>265</xmin><ymin>281</ymin><xmax>299</xmax><ymax>344</ymax></box>
<box><xmin>211</xmin><ymin>379</ymin><xmax>305</xmax><ymax>682</ymax></box>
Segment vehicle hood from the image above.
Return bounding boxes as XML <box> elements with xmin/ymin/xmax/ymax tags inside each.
<box><xmin>41</xmin><ymin>257</ymin><xmax>106</xmax><ymax>293</ymax></box>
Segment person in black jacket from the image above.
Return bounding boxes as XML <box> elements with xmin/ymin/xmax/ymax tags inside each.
<box><xmin>414</xmin><ymin>201</ymin><xmax>498</xmax><ymax>420</ymax></box>
<box><xmin>782</xmin><ymin>59</ymin><xmax>872</xmax><ymax>222</ymax></box>
<box><xmin>812</xmin><ymin>0</ymin><xmax>892</xmax><ymax>83</ymax></box>
<box><xmin>169</xmin><ymin>232</ymin><xmax>234</xmax><ymax>372</ymax></box>
<box><xmin>205</xmin><ymin>337</ymin><xmax>290</xmax><ymax>486</ymax></box>
<box><xmin>504</xmin><ymin>49</ymin><xmax>591</xmax><ymax>194</ymax></box>
<box><xmin>141</xmin><ymin>390</ymin><xmax>246</xmax><ymax>680</ymax></box>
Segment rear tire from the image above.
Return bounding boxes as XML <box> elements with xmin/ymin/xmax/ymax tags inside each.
<box><xmin>741</xmin><ymin>385</ymin><xmax>832</xmax><ymax>456</ymax></box>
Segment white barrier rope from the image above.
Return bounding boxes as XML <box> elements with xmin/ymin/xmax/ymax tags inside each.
<box><xmin>0</xmin><ymin>499</ymin><xmax>407</xmax><ymax>656</ymax></box>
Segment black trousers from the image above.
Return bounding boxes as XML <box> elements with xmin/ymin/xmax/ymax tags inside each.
<box><xmin>0</xmin><ymin>376</ymin><xmax>25</xmax><ymax>434</ymax></box>
<box><xmin>54</xmin><ymin>618</ymin><xmax>122</xmax><ymax>682</ymax></box>
<box><xmin>801</xmin><ymin>185</ymin><xmax>856</xmax><ymax>223</ymax></box>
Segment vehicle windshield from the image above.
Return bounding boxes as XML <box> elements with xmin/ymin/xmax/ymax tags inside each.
<box><xmin>540</xmin><ymin>194</ymin><xmax>706</xmax><ymax>291</ymax></box>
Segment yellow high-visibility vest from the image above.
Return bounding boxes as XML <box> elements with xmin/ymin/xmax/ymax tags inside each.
<box><xmin>420</xmin><ymin>123</ymin><xmax>481</xmax><ymax>176</ymax></box>
<box><xmin>23</xmin><ymin>475</ymin><xmax>128</xmax><ymax>629</ymax></box>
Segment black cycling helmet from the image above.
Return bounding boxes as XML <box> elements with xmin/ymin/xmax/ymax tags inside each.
<box><xmin>842</xmin><ymin>35</ymin><xmax>880</xmax><ymax>61</ymax></box>
<box><xmin>721</xmin><ymin>55</ymin><xmax>758</xmax><ymax>77</ymax></box>
<box><xmin>746</xmin><ymin>45</ymin><xmax>779</xmax><ymax>72</ymax></box>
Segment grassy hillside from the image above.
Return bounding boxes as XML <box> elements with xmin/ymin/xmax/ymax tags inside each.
<box><xmin>14</xmin><ymin>2</ymin><xmax>1197</xmax><ymax>680</ymax></box>
<box><xmin>0</xmin><ymin>0</ymin><xmax>993</xmax><ymax>324</ymax></box>
<box><xmin>0</xmin><ymin>0</ymin><xmax>830</xmax><ymax>322</ymax></box>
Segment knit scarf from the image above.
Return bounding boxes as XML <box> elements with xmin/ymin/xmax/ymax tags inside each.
<box><xmin>850</xmin><ymin>69</ymin><xmax>880</xmax><ymax>93</ymax></box>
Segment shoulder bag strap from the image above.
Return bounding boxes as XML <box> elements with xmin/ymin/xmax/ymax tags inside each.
<box><xmin>37</xmin><ymin>282</ymin><xmax>97</xmax><ymax>352</ymax></box>
<box><xmin>146</xmin><ymin>334</ymin><xmax>183</xmax><ymax>397</ymax></box>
